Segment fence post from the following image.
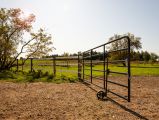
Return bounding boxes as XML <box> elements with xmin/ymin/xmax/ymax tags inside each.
<box><xmin>90</xmin><ymin>50</ymin><xmax>93</xmax><ymax>83</ymax></box>
<box><xmin>53</xmin><ymin>56</ymin><xmax>56</xmax><ymax>77</ymax></box>
<box><xmin>22</xmin><ymin>58</ymin><xmax>23</xmax><ymax>71</ymax></box>
<box><xmin>30</xmin><ymin>58</ymin><xmax>33</xmax><ymax>72</ymax></box>
<box><xmin>103</xmin><ymin>45</ymin><xmax>106</xmax><ymax>90</ymax></box>
<box><xmin>82</xmin><ymin>53</ymin><xmax>84</xmax><ymax>80</ymax></box>
<box><xmin>127</xmin><ymin>37</ymin><xmax>131</xmax><ymax>102</ymax></box>
<box><xmin>78</xmin><ymin>53</ymin><xmax>82</xmax><ymax>80</ymax></box>
<box><xmin>16</xmin><ymin>59</ymin><xmax>19</xmax><ymax>71</ymax></box>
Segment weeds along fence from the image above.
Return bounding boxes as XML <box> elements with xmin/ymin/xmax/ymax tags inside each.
<box><xmin>14</xmin><ymin>56</ymin><xmax>81</xmax><ymax>79</ymax></box>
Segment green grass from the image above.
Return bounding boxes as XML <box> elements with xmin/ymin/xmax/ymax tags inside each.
<box><xmin>131</xmin><ymin>63</ymin><xmax>159</xmax><ymax>76</ymax></box>
<box><xmin>0</xmin><ymin>70</ymin><xmax>78</xmax><ymax>83</ymax></box>
<box><xmin>5</xmin><ymin>59</ymin><xmax>159</xmax><ymax>83</ymax></box>
<box><xmin>83</xmin><ymin>63</ymin><xmax>159</xmax><ymax>76</ymax></box>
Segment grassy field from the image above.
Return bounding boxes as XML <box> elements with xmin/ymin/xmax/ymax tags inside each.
<box><xmin>15</xmin><ymin>59</ymin><xmax>159</xmax><ymax>76</ymax></box>
<box><xmin>84</xmin><ymin>63</ymin><xmax>159</xmax><ymax>76</ymax></box>
<box><xmin>7</xmin><ymin>59</ymin><xmax>159</xmax><ymax>83</ymax></box>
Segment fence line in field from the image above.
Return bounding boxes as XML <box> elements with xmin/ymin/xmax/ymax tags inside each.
<box><xmin>15</xmin><ymin>56</ymin><xmax>82</xmax><ymax>78</ymax></box>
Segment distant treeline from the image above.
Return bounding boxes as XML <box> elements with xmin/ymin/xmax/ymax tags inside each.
<box><xmin>42</xmin><ymin>51</ymin><xmax>158</xmax><ymax>62</ymax></box>
<box><xmin>130</xmin><ymin>51</ymin><xmax>158</xmax><ymax>62</ymax></box>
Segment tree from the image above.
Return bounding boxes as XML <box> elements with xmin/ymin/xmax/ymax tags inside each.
<box><xmin>109</xmin><ymin>33</ymin><xmax>142</xmax><ymax>51</ymax></box>
<box><xmin>150</xmin><ymin>53</ymin><xmax>158</xmax><ymax>62</ymax></box>
<box><xmin>108</xmin><ymin>33</ymin><xmax>142</xmax><ymax>60</ymax></box>
<box><xmin>0</xmin><ymin>8</ymin><xmax>53</xmax><ymax>70</ymax></box>
<box><xmin>62</xmin><ymin>52</ymin><xmax>69</xmax><ymax>57</ymax></box>
<box><xmin>143</xmin><ymin>51</ymin><xmax>150</xmax><ymax>62</ymax></box>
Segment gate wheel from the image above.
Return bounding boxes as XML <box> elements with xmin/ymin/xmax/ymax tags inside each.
<box><xmin>97</xmin><ymin>91</ymin><xmax>105</xmax><ymax>100</ymax></box>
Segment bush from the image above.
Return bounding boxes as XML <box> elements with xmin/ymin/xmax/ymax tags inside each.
<box><xmin>26</xmin><ymin>76</ymin><xmax>35</xmax><ymax>82</ymax></box>
<box><xmin>46</xmin><ymin>74</ymin><xmax>54</xmax><ymax>82</ymax></box>
<box><xmin>43</xmin><ymin>71</ymin><xmax>49</xmax><ymax>76</ymax></box>
<box><xmin>0</xmin><ymin>70</ymin><xmax>17</xmax><ymax>79</ymax></box>
<box><xmin>68</xmin><ymin>78</ymin><xmax>76</xmax><ymax>83</ymax></box>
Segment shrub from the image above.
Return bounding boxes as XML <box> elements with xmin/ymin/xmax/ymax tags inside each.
<box><xmin>43</xmin><ymin>71</ymin><xmax>49</xmax><ymax>76</ymax></box>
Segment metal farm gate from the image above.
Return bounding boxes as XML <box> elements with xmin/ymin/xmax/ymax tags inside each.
<box><xmin>78</xmin><ymin>36</ymin><xmax>131</xmax><ymax>102</ymax></box>
<box><xmin>17</xmin><ymin>36</ymin><xmax>131</xmax><ymax>102</ymax></box>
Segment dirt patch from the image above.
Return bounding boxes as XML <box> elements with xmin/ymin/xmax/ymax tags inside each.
<box><xmin>0</xmin><ymin>76</ymin><xmax>159</xmax><ymax>120</ymax></box>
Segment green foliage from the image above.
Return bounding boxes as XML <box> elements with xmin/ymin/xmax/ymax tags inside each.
<box><xmin>0</xmin><ymin>70</ymin><xmax>78</xmax><ymax>83</ymax></box>
<box><xmin>150</xmin><ymin>53</ymin><xmax>158</xmax><ymax>62</ymax></box>
<box><xmin>46</xmin><ymin>74</ymin><xmax>54</xmax><ymax>82</ymax></box>
<box><xmin>0</xmin><ymin>8</ymin><xmax>53</xmax><ymax>71</ymax></box>
<box><xmin>109</xmin><ymin>33</ymin><xmax>142</xmax><ymax>51</ymax></box>
<box><xmin>0</xmin><ymin>70</ymin><xmax>17</xmax><ymax>79</ymax></box>
<box><xmin>43</xmin><ymin>71</ymin><xmax>49</xmax><ymax>76</ymax></box>
<box><xmin>131</xmin><ymin>51</ymin><xmax>159</xmax><ymax>62</ymax></box>
<box><xmin>108</xmin><ymin>33</ymin><xmax>142</xmax><ymax>60</ymax></box>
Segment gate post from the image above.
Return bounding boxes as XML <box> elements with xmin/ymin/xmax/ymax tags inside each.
<box><xmin>127</xmin><ymin>36</ymin><xmax>131</xmax><ymax>102</ymax></box>
<box><xmin>16</xmin><ymin>59</ymin><xmax>19</xmax><ymax>71</ymax></box>
<box><xmin>82</xmin><ymin>53</ymin><xmax>85</xmax><ymax>80</ymax></box>
<box><xmin>30</xmin><ymin>58</ymin><xmax>33</xmax><ymax>72</ymax></box>
<box><xmin>53</xmin><ymin>56</ymin><xmax>56</xmax><ymax>77</ymax></box>
<box><xmin>90</xmin><ymin>50</ymin><xmax>93</xmax><ymax>83</ymax></box>
<box><xmin>21</xmin><ymin>58</ymin><xmax>23</xmax><ymax>71</ymax></box>
<box><xmin>78</xmin><ymin>52</ymin><xmax>82</xmax><ymax>80</ymax></box>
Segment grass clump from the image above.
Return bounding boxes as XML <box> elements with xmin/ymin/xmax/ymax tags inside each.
<box><xmin>0</xmin><ymin>70</ymin><xmax>78</xmax><ymax>83</ymax></box>
<box><xmin>0</xmin><ymin>70</ymin><xmax>17</xmax><ymax>80</ymax></box>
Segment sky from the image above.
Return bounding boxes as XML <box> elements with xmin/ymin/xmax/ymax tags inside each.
<box><xmin>0</xmin><ymin>0</ymin><xmax>159</xmax><ymax>55</ymax></box>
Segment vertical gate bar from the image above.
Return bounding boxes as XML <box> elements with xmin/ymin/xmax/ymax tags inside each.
<box><xmin>52</xmin><ymin>56</ymin><xmax>54</xmax><ymax>76</ymax></box>
<box><xmin>127</xmin><ymin>37</ymin><xmax>131</xmax><ymax>102</ymax></box>
<box><xmin>103</xmin><ymin>45</ymin><xmax>106</xmax><ymax>89</ymax></box>
<box><xmin>53</xmin><ymin>56</ymin><xmax>56</xmax><ymax>77</ymax></box>
<box><xmin>106</xmin><ymin>53</ymin><xmax>109</xmax><ymax>97</ymax></box>
<box><xmin>82</xmin><ymin>53</ymin><xmax>84</xmax><ymax>80</ymax></box>
<box><xmin>78</xmin><ymin>52</ymin><xmax>81</xmax><ymax>80</ymax></box>
<box><xmin>78</xmin><ymin>53</ymin><xmax>79</xmax><ymax>79</ymax></box>
<box><xmin>91</xmin><ymin>50</ymin><xmax>93</xmax><ymax>83</ymax></box>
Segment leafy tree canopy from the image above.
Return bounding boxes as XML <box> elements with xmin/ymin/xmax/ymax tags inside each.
<box><xmin>0</xmin><ymin>8</ymin><xmax>53</xmax><ymax>70</ymax></box>
<box><xmin>109</xmin><ymin>33</ymin><xmax>142</xmax><ymax>51</ymax></box>
<box><xmin>108</xmin><ymin>33</ymin><xmax>142</xmax><ymax>60</ymax></box>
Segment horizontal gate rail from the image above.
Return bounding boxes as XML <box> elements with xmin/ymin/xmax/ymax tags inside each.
<box><xmin>83</xmin><ymin>53</ymin><xmax>104</xmax><ymax>59</ymax></box>
<box><xmin>107</xmin><ymin>80</ymin><xmax>128</xmax><ymax>88</ymax></box>
<box><xmin>92</xmin><ymin>69</ymin><xmax>105</xmax><ymax>72</ymax></box>
<box><xmin>83</xmin><ymin>36</ymin><xmax>129</xmax><ymax>53</ymax></box>
<box><xmin>83</xmin><ymin>60</ymin><xmax>127</xmax><ymax>64</ymax></box>
<box><xmin>91</xmin><ymin>76</ymin><xmax>103</xmax><ymax>81</ymax></box>
<box><xmin>109</xmin><ymin>71</ymin><xmax>128</xmax><ymax>75</ymax></box>
<box><xmin>109</xmin><ymin>60</ymin><xmax>126</xmax><ymax>63</ymax></box>
<box><xmin>108</xmin><ymin>48</ymin><xmax>128</xmax><ymax>53</ymax></box>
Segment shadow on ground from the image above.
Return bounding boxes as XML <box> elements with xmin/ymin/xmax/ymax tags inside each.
<box><xmin>82</xmin><ymin>81</ymin><xmax>149</xmax><ymax>120</ymax></box>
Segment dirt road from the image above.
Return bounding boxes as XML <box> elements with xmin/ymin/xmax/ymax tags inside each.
<box><xmin>0</xmin><ymin>76</ymin><xmax>158</xmax><ymax>120</ymax></box>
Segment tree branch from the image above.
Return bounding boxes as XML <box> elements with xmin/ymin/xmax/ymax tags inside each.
<box><xmin>8</xmin><ymin>36</ymin><xmax>37</xmax><ymax>68</ymax></box>
<box><xmin>22</xmin><ymin>41</ymin><xmax>41</xmax><ymax>65</ymax></box>
<box><xmin>7</xmin><ymin>28</ymin><xmax>19</xmax><ymax>41</ymax></box>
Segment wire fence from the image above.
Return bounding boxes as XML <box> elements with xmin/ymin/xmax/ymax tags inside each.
<box><xmin>14</xmin><ymin>56</ymin><xmax>81</xmax><ymax>79</ymax></box>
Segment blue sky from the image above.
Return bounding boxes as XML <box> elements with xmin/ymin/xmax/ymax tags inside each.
<box><xmin>0</xmin><ymin>0</ymin><xmax>159</xmax><ymax>55</ymax></box>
